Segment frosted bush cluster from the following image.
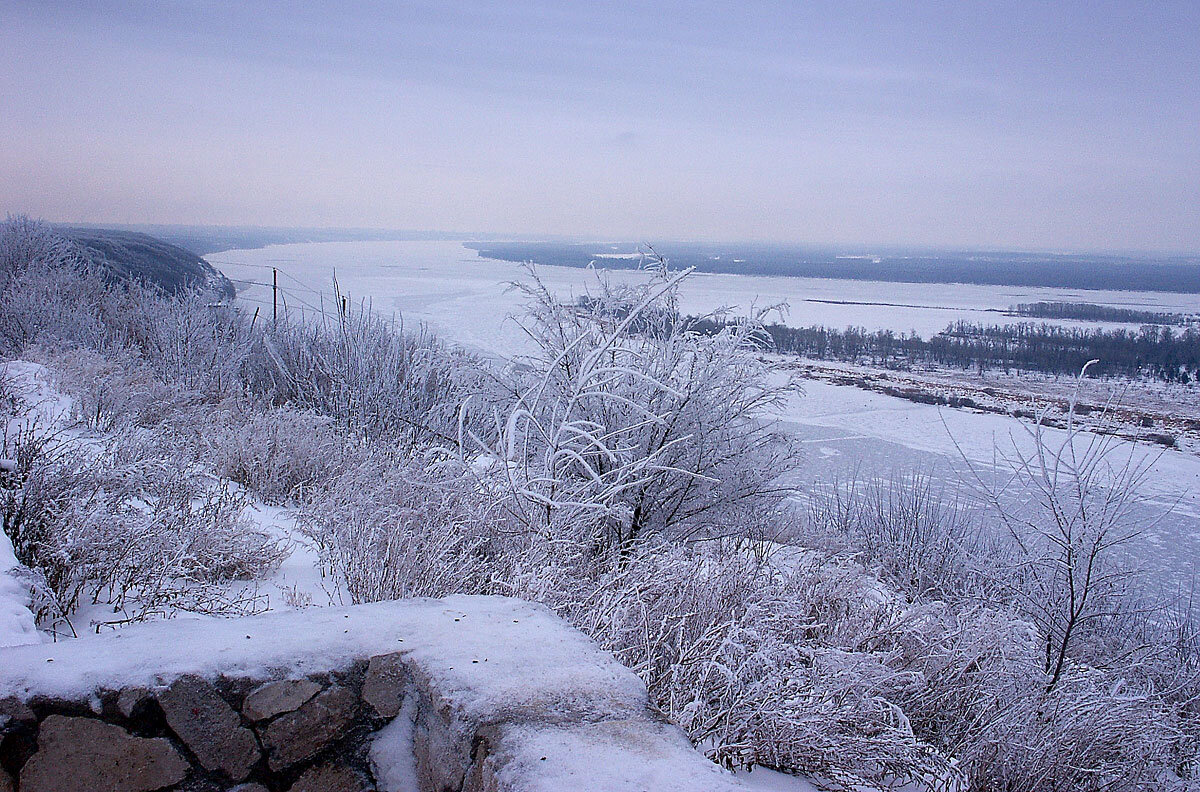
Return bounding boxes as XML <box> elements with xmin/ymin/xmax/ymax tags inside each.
<box><xmin>1</xmin><ymin>216</ymin><xmax>1197</xmax><ymax>790</ymax></box>
<box><xmin>0</xmin><ymin>426</ymin><xmax>285</xmax><ymax>634</ymax></box>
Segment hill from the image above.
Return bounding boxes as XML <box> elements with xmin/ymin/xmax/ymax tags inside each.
<box><xmin>56</xmin><ymin>226</ymin><xmax>234</xmax><ymax>298</ymax></box>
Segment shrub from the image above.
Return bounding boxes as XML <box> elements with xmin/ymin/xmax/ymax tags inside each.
<box><xmin>475</xmin><ymin>264</ymin><xmax>800</xmax><ymax>554</ymax></box>
<box><xmin>0</xmin><ymin>423</ymin><xmax>286</xmax><ymax>634</ymax></box>
<box><xmin>252</xmin><ymin>305</ymin><xmax>478</xmax><ymax>446</ymax></box>
<box><xmin>520</xmin><ymin>543</ymin><xmax>949</xmax><ymax>785</ymax></box>
<box><xmin>807</xmin><ymin>472</ymin><xmax>1011</xmax><ymax>602</ymax></box>
<box><xmin>296</xmin><ymin>450</ymin><xmax>502</xmax><ymax>603</ymax></box>
<box><xmin>200</xmin><ymin>405</ymin><xmax>354</xmax><ymax>505</ymax></box>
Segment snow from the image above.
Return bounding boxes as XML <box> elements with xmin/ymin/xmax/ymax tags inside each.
<box><xmin>485</xmin><ymin>719</ymin><xmax>747</xmax><ymax>792</ymax></box>
<box><xmin>240</xmin><ymin>501</ymin><xmax>334</xmax><ymax>610</ymax></box>
<box><xmin>0</xmin><ymin>353</ymin><xmax>758</xmax><ymax>785</ymax></box>
<box><xmin>0</xmin><ymin>596</ymin><xmax>647</xmax><ymax>713</ymax></box>
<box><xmin>0</xmin><ymin>527</ymin><xmax>40</xmax><ymax>649</ymax></box>
<box><xmin>371</xmin><ymin>693</ymin><xmax>419</xmax><ymax>792</ymax></box>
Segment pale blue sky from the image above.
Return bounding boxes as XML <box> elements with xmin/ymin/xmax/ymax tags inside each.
<box><xmin>2</xmin><ymin>1</ymin><xmax>1197</xmax><ymax>251</ymax></box>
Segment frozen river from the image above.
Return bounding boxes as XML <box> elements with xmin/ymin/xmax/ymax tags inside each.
<box><xmin>211</xmin><ymin>240</ymin><xmax>1200</xmax><ymax>587</ymax></box>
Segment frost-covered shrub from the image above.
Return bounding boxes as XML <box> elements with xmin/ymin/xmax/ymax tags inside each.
<box><xmin>252</xmin><ymin>306</ymin><xmax>478</xmax><ymax>446</ymax></box>
<box><xmin>200</xmin><ymin>406</ymin><xmax>354</xmax><ymax>505</ymax></box>
<box><xmin>515</xmin><ymin>543</ymin><xmax>948</xmax><ymax>785</ymax></box>
<box><xmin>808</xmin><ymin>472</ymin><xmax>1012</xmax><ymax>602</ymax></box>
<box><xmin>866</xmin><ymin>599</ymin><xmax>1188</xmax><ymax>791</ymax></box>
<box><xmin>35</xmin><ymin>348</ymin><xmax>188</xmax><ymax>432</ymax></box>
<box><xmin>2</xmin><ymin>216</ymin><xmax>478</xmax><ymax>447</ymax></box>
<box><xmin>297</xmin><ymin>451</ymin><xmax>502</xmax><ymax>603</ymax></box>
<box><xmin>0</xmin><ymin>218</ymin><xmax>107</xmax><ymax>355</ymax></box>
<box><xmin>477</xmin><ymin>264</ymin><xmax>800</xmax><ymax>553</ymax></box>
<box><xmin>0</xmin><ymin>427</ymin><xmax>285</xmax><ymax>633</ymax></box>
<box><xmin>126</xmin><ymin>294</ymin><xmax>254</xmax><ymax>401</ymax></box>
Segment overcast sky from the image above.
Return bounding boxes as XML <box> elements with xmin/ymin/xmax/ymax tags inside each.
<box><xmin>3</xmin><ymin>1</ymin><xmax>1198</xmax><ymax>251</ymax></box>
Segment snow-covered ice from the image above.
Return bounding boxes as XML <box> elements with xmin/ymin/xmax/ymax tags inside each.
<box><xmin>210</xmin><ymin>240</ymin><xmax>1200</xmax><ymax>354</ymax></box>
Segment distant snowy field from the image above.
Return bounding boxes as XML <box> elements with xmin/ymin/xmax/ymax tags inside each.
<box><xmin>212</xmin><ymin>241</ymin><xmax>1200</xmax><ymax>582</ymax></box>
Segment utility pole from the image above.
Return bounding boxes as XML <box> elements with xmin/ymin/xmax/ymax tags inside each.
<box><xmin>272</xmin><ymin>267</ymin><xmax>278</xmax><ymax>327</ymax></box>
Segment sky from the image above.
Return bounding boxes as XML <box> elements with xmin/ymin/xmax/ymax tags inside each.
<box><xmin>2</xmin><ymin>1</ymin><xmax>1198</xmax><ymax>252</ymax></box>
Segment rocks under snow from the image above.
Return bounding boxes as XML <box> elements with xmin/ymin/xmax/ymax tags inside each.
<box><xmin>0</xmin><ymin>595</ymin><xmax>750</xmax><ymax>791</ymax></box>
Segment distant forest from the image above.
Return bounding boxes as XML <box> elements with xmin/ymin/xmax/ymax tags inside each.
<box><xmin>691</xmin><ymin>318</ymin><xmax>1200</xmax><ymax>383</ymax></box>
<box><xmin>1010</xmin><ymin>301</ymin><xmax>1192</xmax><ymax>325</ymax></box>
<box><xmin>471</xmin><ymin>242</ymin><xmax>1200</xmax><ymax>293</ymax></box>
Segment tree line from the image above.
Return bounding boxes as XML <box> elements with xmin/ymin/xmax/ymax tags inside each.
<box><xmin>1010</xmin><ymin>301</ymin><xmax>1192</xmax><ymax>326</ymax></box>
<box><xmin>690</xmin><ymin>317</ymin><xmax>1200</xmax><ymax>383</ymax></box>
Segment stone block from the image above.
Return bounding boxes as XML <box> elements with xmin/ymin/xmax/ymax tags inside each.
<box><xmin>18</xmin><ymin>715</ymin><xmax>188</xmax><ymax>792</ymax></box>
<box><xmin>242</xmin><ymin>679</ymin><xmax>322</xmax><ymax>722</ymax></box>
<box><xmin>0</xmin><ymin>697</ymin><xmax>34</xmax><ymax>732</ymax></box>
<box><xmin>157</xmin><ymin>675</ymin><xmax>260</xmax><ymax>781</ymax></box>
<box><xmin>287</xmin><ymin>762</ymin><xmax>373</xmax><ymax>792</ymax></box>
<box><xmin>117</xmin><ymin>686</ymin><xmax>153</xmax><ymax>719</ymax></box>
<box><xmin>262</xmin><ymin>685</ymin><xmax>357</xmax><ymax>770</ymax></box>
<box><xmin>361</xmin><ymin>653</ymin><xmax>407</xmax><ymax>718</ymax></box>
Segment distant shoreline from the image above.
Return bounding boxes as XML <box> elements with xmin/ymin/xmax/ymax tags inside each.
<box><xmin>467</xmin><ymin>241</ymin><xmax>1200</xmax><ymax>294</ymax></box>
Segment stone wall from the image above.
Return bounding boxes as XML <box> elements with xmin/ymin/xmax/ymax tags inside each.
<box><xmin>2</xmin><ymin>664</ymin><xmax>382</xmax><ymax>791</ymax></box>
<box><xmin>0</xmin><ymin>596</ymin><xmax>749</xmax><ymax>792</ymax></box>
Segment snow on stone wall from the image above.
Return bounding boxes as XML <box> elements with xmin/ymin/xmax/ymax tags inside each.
<box><xmin>0</xmin><ymin>595</ymin><xmax>750</xmax><ymax>791</ymax></box>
